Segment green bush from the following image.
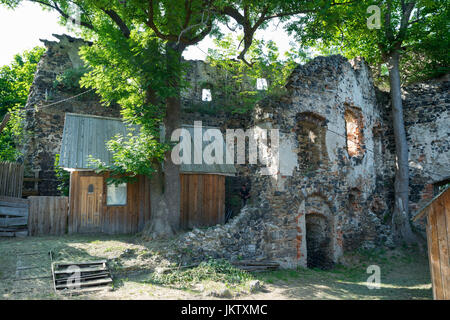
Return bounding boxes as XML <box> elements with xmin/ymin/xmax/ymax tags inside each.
<box><xmin>53</xmin><ymin>67</ymin><xmax>89</xmax><ymax>92</ymax></box>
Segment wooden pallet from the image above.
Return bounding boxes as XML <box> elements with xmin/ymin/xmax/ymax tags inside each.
<box><xmin>51</xmin><ymin>260</ymin><xmax>113</xmax><ymax>293</ymax></box>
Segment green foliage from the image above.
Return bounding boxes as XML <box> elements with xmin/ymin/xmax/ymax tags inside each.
<box><xmin>53</xmin><ymin>66</ymin><xmax>89</xmax><ymax>92</ymax></box>
<box><xmin>0</xmin><ymin>0</ymin><xmax>328</xmax><ymax>176</ymax></box>
<box><xmin>54</xmin><ymin>154</ymin><xmax>70</xmax><ymax>196</ymax></box>
<box><xmin>289</xmin><ymin>0</ymin><xmax>449</xmax><ymax>85</ymax></box>
<box><xmin>148</xmin><ymin>258</ymin><xmax>254</xmax><ymax>287</ymax></box>
<box><xmin>88</xmin><ymin>129</ymin><xmax>169</xmax><ymax>184</ymax></box>
<box><xmin>77</xmin><ymin>12</ymin><xmax>181</xmax><ymax>177</ymax></box>
<box><xmin>0</xmin><ymin>46</ymin><xmax>45</xmax><ymax>161</ymax></box>
<box><xmin>205</xmin><ymin>34</ymin><xmax>308</xmax><ymax>114</ymax></box>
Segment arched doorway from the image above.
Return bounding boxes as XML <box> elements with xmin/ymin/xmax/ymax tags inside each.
<box><xmin>305</xmin><ymin>213</ymin><xmax>333</xmax><ymax>269</ymax></box>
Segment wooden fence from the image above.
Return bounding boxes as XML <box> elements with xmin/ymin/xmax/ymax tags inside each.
<box><xmin>0</xmin><ymin>161</ymin><xmax>24</xmax><ymax>198</ymax></box>
<box><xmin>0</xmin><ymin>196</ymin><xmax>29</xmax><ymax>237</ymax></box>
<box><xmin>28</xmin><ymin>196</ymin><xmax>69</xmax><ymax>236</ymax></box>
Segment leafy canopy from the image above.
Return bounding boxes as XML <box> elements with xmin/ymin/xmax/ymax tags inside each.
<box><xmin>0</xmin><ymin>46</ymin><xmax>45</xmax><ymax>161</ymax></box>
<box><xmin>288</xmin><ymin>0</ymin><xmax>449</xmax><ymax>84</ymax></box>
<box><xmin>0</xmin><ymin>0</ymin><xmax>330</xmax><ymax>176</ymax></box>
<box><xmin>204</xmin><ymin>33</ymin><xmax>309</xmax><ymax>114</ymax></box>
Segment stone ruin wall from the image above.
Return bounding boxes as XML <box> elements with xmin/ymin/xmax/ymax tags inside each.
<box><xmin>178</xmin><ymin>56</ymin><xmax>449</xmax><ymax>269</ymax></box>
<box><xmin>22</xmin><ymin>34</ymin><xmax>449</xmax><ymax>268</ymax></box>
<box><xmin>403</xmin><ymin>79</ymin><xmax>450</xmax><ymax>231</ymax></box>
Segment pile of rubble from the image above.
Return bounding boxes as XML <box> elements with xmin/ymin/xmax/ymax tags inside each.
<box><xmin>176</xmin><ymin>203</ymin><xmax>270</xmax><ymax>263</ymax></box>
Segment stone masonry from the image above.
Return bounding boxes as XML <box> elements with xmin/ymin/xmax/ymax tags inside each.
<box><xmin>22</xmin><ymin>35</ymin><xmax>449</xmax><ymax>269</ymax></box>
<box><xmin>177</xmin><ymin>56</ymin><xmax>449</xmax><ymax>269</ymax></box>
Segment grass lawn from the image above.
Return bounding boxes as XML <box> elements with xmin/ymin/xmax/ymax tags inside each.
<box><xmin>0</xmin><ymin>234</ymin><xmax>432</xmax><ymax>300</ymax></box>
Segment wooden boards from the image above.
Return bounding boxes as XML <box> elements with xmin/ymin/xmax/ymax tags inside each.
<box><xmin>180</xmin><ymin>174</ymin><xmax>225</xmax><ymax>229</ymax></box>
<box><xmin>68</xmin><ymin>171</ymin><xmax>151</xmax><ymax>234</ymax></box>
<box><xmin>425</xmin><ymin>188</ymin><xmax>450</xmax><ymax>300</ymax></box>
<box><xmin>52</xmin><ymin>260</ymin><xmax>112</xmax><ymax>293</ymax></box>
<box><xmin>28</xmin><ymin>196</ymin><xmax>68</xmax><ymax>236</ymax></box>
<box><xmin>232</xmin><ymin>260</ymin><xmax>280</xmax><ymax>272</ymax></box>
<box><xmin>0</xmin><ymin>196</ymin><xmax>28</xmax><ymax>237</ymax></box>
<box><xmin>0</xmin><ymin>162</ymin><xmax>24</xmax><ymax>198</ymax></box>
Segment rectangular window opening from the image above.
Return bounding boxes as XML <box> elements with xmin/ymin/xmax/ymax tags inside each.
<box><xmin>107</xmin><ymin>182</ymin><xmax>127</xmax><ymax>206</ymax></box>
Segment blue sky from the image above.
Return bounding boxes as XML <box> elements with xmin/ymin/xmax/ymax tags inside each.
<box><xmin>0</xmin><ymin>2</ymin><xmax>297</xmax><ymax>67</ymax></box>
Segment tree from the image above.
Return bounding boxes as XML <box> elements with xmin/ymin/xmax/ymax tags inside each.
<box><xmin>0</xmin><ymin>46</ymin><xmax>45</xmax><ymax>161</ymax></box>
<box><xmin>289</xmin><ymin>0</ymin><xmax>448</xmax><ymax>243</ymax></box>
<box><xmin>205</xmin><ymin>34</ymin><xmax>308</xmax><ymax>114</ymax></box>
<box><xmin>2</xmin><ymin>0</ymin><xmax>332</xmax><ymax>237</ymax></box>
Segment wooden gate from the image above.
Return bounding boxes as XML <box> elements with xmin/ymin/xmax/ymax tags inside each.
<box><xmin>413</xmin><ymin>187</ymin><xmax>450</xmax><ymax>300</ymax></box>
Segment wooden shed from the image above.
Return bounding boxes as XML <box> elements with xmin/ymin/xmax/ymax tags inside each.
<box><xmin>413</xmin><ymin>186</ymin><xmax>450</xmax><ymax>300</ymax></box>
<box><xmin>59</xmin><ymin>113</ymin><xmax>235</xmax><ymax>234</ymax></box>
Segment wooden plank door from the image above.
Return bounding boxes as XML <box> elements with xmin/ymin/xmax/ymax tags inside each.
<box><xmin>78</xmin><ymin>176</ymin><xmax>103</xmax><ymax>233</ymax></box>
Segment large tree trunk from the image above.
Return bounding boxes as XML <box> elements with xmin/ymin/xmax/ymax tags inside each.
<box><xmin>143</xmin><ymin>42</ymin><xmax>184</xmax><ymax>239</ymax></box>
<box><xmin>387</xmin><ymin>52</ymin><xmax>416</xmax><ymax>244</ymax></box>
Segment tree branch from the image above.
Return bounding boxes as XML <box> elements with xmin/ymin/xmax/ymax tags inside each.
<box><xmin>0</xmin><ymin>113</ymin><xmax>10</xmax><ymax>134</ymax></box>
<box><xmin>101</xmin><ymin>8</ymin><xmax>131</xmax><ymax>38</ymax></box>
<box><xmin>28</xmin><ymin>0</ymin><xmax>95</xmax><ymax>30</ymax></box>
<box><xmin>397</xmin><ymin>1</ymin><xmax>416</xmax><ymax>41</ymax></box>
<box><xmin>146</xmin><ymin>0</ymin><xmax>178</xmax><ymax>42</ymax></box>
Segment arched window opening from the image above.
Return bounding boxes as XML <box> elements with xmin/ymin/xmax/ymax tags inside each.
<box><xmin>344</xmin><ymin>106</ymin><xmax>364</xmax><ymax>158</ymax></box>
<box><xmin>296</xmin><ymin>112</ymin><xmax>328</xmax><ymax>173</ymax></box>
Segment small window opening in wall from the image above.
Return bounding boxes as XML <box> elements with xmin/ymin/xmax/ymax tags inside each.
<box><xmin>296</xmin><ymin>112</ymin><xmax>328</xmax><ymax>173</ymax></box>
<box><xmin>87</xmin><ymin>184</ymin><xmax>94</xmax><ymax>194</ymax></box>
<box><xmin>107</xmin><ymin>183</ymin><xmax>127</xmax><ymax>206</ymax></box>
<box><xmin>256</xmin><ymin>78</ymin><xmax>268</xmax><ymax>90</ymax></box>
<box><xmin>344</xmin><ymin>106</ymin><xmax>365</xmax><ymax>158</ymax></box>
<box><xmin>202</xmin><ymin>89</ymin><xmax>212</xmax><ymax>101</ymax></box>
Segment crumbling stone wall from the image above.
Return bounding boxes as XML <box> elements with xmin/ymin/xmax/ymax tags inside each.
<box><xmin>402</xmin><ymin>79</ymin><xmax>450</xmax><ymax>231</ymax></box>
<box><xmin>248</xmin><ymin>55</ymin><xmax>393</xmax><ymax>268</ymax></box>
<box><xmin>178</xmin><ymin>56</ymin><xmax>395</xmax><ymax>268</ymax></box>
<box><xmin>177</xmin><ymin>59</ymin><xmax>449</xmax><ymax>268</ymax></box>
<box><xmin>22</xmin><ymin>34</ymin><xmax>121</xmax><ymax>195</ymax></box>
<box><xmin>24</xmin><ymin>34</ymin><xmax>449</xmax><ymax>269</ymax></box>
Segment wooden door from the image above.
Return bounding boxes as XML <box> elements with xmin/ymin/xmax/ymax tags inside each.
<box><xmin>78</xmin><ymin>176</ymin><xmax>103</xmax><ymax>233</ymax></box>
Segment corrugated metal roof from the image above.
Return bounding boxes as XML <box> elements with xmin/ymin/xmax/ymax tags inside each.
<box><xmin>59</xmin><ymin>113</ymin><xmax>236</xmax><ymax>175</ymax></box>
<box><xmin>59</xmin><ymin>113</ymin><xmax>139</xmax><ymax>170</ymax></box>
<box><xmin>177</xmin><ymin>125</ymin><xmax>236</xmax><ymax>175</ymax></box>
